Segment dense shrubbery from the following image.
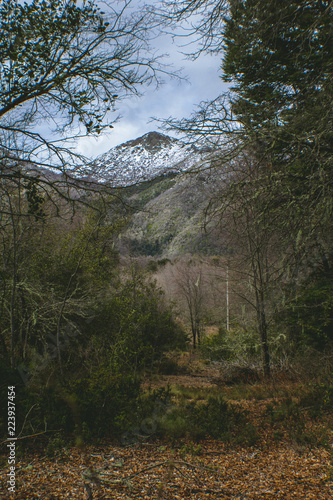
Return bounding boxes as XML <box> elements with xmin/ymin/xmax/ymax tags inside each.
<box><xmin>199</xmin><ymin>326</ymin><xmax>260</xmax><ymax>365</ymax></box>
<box><xmin>157</xmin><ymin>395</ymin><xmax>257</xmax><ymax>444</ymax></box>
<box><xmin>88</xmin><ymin>270</ymin><xmax>188</xmax><ymax>373</ymax></box>
<box><xmin>0</xmin><ymin>369</ymin><xmax>143</xmax><ymax>444</ymax></box>
<box><xmin>0</xmin><ymin>199</ymin><xmax>187</xmax><ymax>445</ymax></box>
<box><xmin>281</xmin><ymin>278</ymin><xmax>333</xmax><ymax>352</ymax></box>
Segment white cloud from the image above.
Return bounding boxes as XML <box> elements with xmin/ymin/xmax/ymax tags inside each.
<box><xmin>76</xmin><ymin>55</ymin><xmax>225</xmax><ymax>157</ymax></box>
<box><xmin>74</xmin><ymin>1</ymin><xmax>228</xmax><ymax>158</ymax></box>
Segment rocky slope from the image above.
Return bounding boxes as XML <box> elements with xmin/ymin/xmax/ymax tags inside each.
<box><xmin>73</xmin><ymin>130</ymin><xmax>222</xmax><ymax>257</ymax></box>
<box><xmin>118</xmin><ymin>167</ymin><xmax>224</xmax><ymax>258</ymax></box>
<box><xmin>77</xmin><ymin>131</ymin><xmax>204</xmax><ymax>186</ymax></box>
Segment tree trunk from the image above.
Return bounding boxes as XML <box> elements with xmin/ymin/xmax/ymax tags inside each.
<box><xmin>255</xmin><ymin>287</ymin><xmax>270</xmax><ymax>377</ymax></box>
<box><xmin>253</xmin><ymin>254</ymin><xmax>270</xmax><ymax>378</ymax></box>
<box><xmin>191</xmin><ymin>317</ymin><xmax>197</xmax><ymax>348</ymax></box>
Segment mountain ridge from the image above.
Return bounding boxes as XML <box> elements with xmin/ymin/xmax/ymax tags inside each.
<box><xmin>77</xmin><ymin>131</ymin><xmax>205</xmax><ymax>186</ymax></box>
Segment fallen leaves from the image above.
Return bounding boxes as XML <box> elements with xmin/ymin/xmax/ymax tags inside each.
<box><xmin>1</xmin><ymin>439</ymin><xmax>332</xmax><ymax>499</ymax></box>
<box><xmin>1</xmin><ymin>378</ymin><xmax>333</xmax><ymax>499</ymax></box>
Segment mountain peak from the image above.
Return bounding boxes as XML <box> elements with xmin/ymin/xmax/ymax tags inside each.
<box><xmin>78</xmin><ymin>131</ymin><xmax>203</xmax><ymax>186</ymax></box>
<box><xmin>119</xmin><ymin>131</ymin><xmax>176</xmax><ymax>153</ymax></box>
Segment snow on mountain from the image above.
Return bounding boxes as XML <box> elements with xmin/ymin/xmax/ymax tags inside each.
<box><xmin>77</xmin><ymin>131</ymin><xmax>203</xmax><ymax>186</ymax></box>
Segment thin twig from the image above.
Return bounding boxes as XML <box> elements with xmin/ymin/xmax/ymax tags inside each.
<box><xmin>16</xmin><ymin>404</ymin><xmax>37</xmax><ymax>439</ymax></box>
<box><xmin>1</xmin><ymin>429</ymin><xmax>60</xmax><ymax>445</ymax></box>
<box><xmin>127</xmin><ymin>460</ymin><xmax>170</xmax><ymax>478</ymax></box>
<box><xmin>127</xmin><ymin>458</ymin><xmax>216</xmax><ymax>479</ymax></box>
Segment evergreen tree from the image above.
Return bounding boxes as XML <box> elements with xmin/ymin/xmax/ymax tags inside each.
<box><xmin>223</xmin><ymin>0</ymin><xmax>333</xmax><ymax>174</ymax></box>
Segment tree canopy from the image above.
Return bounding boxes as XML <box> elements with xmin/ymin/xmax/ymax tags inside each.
<box><xmin>0</xmin><ymin>0</ymin><xmax>163</xmax><ymax>171</ymax></box>
<box><xmin>223</xmin><ymin>0</ymin><xmax>333</xmax><ymax>173</ymax></box>
<box><xmin>161</xmin><ymin>0</ymin><xmax>333</xmax><ymax>372</ymax></box>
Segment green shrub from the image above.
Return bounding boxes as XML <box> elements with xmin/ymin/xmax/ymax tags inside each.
<box><xmin>264</xmin><ymin>398</ymin><xmax>313</xmax><ymax>445</ymax></box>
<box><xmin>0</xmin><ymin>369</ymin><xmax>144</xmax><ymax>447</ymax></box>
<box><xmin>70</xmin><ymin>372</ymin><xmax>142</xmax><ymax>438</ymax></box>
<box><xmin>200</xmin><ymin>330</ymin><xmax>234</xmax><ymax>361</ymax></box>
<box><xmin>200</xmin><ymin>327</ymin><xmax>261</xmax><ymax>364</ymax></box>
<box><xmin>300</xmin><ymin>382</ymin><xmax>333</xmax><ymax>418</ymax></box>
<box><xmin>159</xmin><ymin>395</ymin><xmax>248</xmax><ymax>442</ymax></box>
<box><xmin>87</xmin><ymin>273</ymin><xmax>188</xmax><ymax>372</ymax></box>
<box><xmin>265</xmin><ymin>397</ymin><xmax>300</xmax><ymax>424</ymax></box>
<box><xmin>234</xmin><ymin>423</ymin><xmax>258</xmax><ymax>446</ymax></box>
<box><xmin>46</xmin><ymin>434</ymin><xmax>68</xmax><ymax>458</ymax></box>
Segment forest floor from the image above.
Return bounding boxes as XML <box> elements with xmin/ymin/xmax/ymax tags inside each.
<box><xmin>2</xmin><ymin>437</ymin><xmax>332</xmax><ymax>499</ymax></box>
<box><xmin>1</xmin><ymin>354</ymin><xmax>333</xmax><ymax>499</ymax></box>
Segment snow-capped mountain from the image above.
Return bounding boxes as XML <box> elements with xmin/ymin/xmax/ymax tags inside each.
<box><xmin>78</xmin><ymin>131</ymin><xmax>203</xmax><ymax>185</ymax></box>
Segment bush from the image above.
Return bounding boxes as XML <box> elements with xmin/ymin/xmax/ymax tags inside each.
<box><xmin>200</xmin><ymin>327</ymin><xmax>261</xmax><ymax>364</ymax></box>
<box><xmin>89</xmin><ymin>272</ymin><xmax>188</xmax><ymax>372</ymax></box>
<box><xmin>0</xmin><ymin>362</ymin><xmax>145</xmax><ymax>446</ymax></box>
<box><xmin>200</xmin><ymin>329</ymin><xmax>234</xmax><ymax>361</ymax></box>
<box><xmin>159</xmin><ymin>395</ymin><xmax>248</xmax><ymax>442</ymax></box>
<box><xmin>264</xmin><ymin>395</ymin><xmax>331</xmax><ymax>447</ymax></box>
<box><xmin>70</xmin><ymin>373</ymin><xmax>142</xmax><ymax>439</ymax></box>
<box><xmin>299</xmin><ymin>382</ymin><xmax>333</xmax><ymax>418</ymax></box>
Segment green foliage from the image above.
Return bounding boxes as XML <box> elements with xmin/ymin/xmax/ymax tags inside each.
<box><xmin>25</xmin><ymin>179</ymin><xmax>45</xmax><ymax>220</ymax></box>
<box><xmin>157</xmin><ymin>355</ymin><xmax>188</xmax><ymax>375</ymax></box>
<box><xmin>69</xmin><ymin>373</ymin><xmax>142</xmax><ymax>438</ymax></box>
<box><xmin>263</xmin><ymin>396</ymin><xmax>329</xmax><ymax>447</ymax></box>
<box><xmin>223</xmin><ymin>0</ymin><xmax>333</xmax><ymax>169</ymax></box>
<box><xmin>135</xmin><ymin>386</ymin><xmax>173</xmax><ymax>425</ymax></box>
<box><xmin>89</xmin><ymin>270</ymin><xmax>188</xmax><ymax>372</ymax></box>
<box><xmin>125</xmin><ymin>173</ymin><xmax>177</xmax><ymax>211</ymax></box>
<box><xmin>184</xmin><ymin>396</ymin><xmax>232</xmax><ymax>439</ymax></box>
<box><xmin>147</xmin><ymin>260</ymin><xmax>159</xmax><ymax>272</ymax></box>
<box><xmin>0</xmin><ymin>372</ymin><xmax>143</xmax><ymax>443</ymax></box>
<box><xmin>221</xmin><ymin>0</ymin><xmax>333</xmax><ymax>364</ymax></box>
<box><xmin>0</xmin><ymin>201</ymin><xmax>122</xmax><ymax>370</ymax></box>
<box><xmin>0</xmin><ymin>189</ymin><xmax>187</xmax><ymax>447</ymax></box>
<box><xmin>265</xmin><ymin>398</ymin><xmax>301</xmax><ymax>425</ymax></box>
<box><xmin>129</xmin><ymin>238</ymin><xmax>162</xmax><ymax>257</ymax></box>
<box><xmin>129</xmin><ymin>234</ymin><xmax>175</xmax><ymax>256</ymax></box>
<box><xmin>159</xmin><ymin>395</ymin><xmax>248</xmax><ymax>442</ymax></box>
<box><xmin>299</xmin><ymin>382</ymin><xmax>333</xmax><ymax>418</ymax></box>
<box><xmin>287</xmin><ymin>284</ymin><xmax>333</xmax><ymax>351</ymax></box>
<box><xmin>200</xmin><ymin>327</ymin><xmax>260</xmax><ymax>364</ymax></box>
<box><xmin>147</xmin><ymin>258</ymin><xmax>171</xmax><ymax>273</ymax></box>
<box><xmin>200</xmin><ymin>329</ymin><xmax>233</xmax><ymax>361</ymax></box>
<box><xmin>278</xmin><ymin>256</ymin><xmax>333</xmax><ymax>351</ymax></box>
<box><xmin>46</xmin><ymin>434</ymin><xmax>69</xmax><ymax>458</ymax></box>
<box><xmin>179</xmin><ymin>442</ymin><xmax>202</xmax><ymax>459</ymax></box>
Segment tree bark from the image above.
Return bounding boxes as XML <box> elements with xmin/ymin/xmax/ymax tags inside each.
<box><xmin>254</xmin><ymin>282</ymin><xmax>270</xmax><ymax>377</ymax></box>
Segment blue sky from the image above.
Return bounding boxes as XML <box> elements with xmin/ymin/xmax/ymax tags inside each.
<box><xmin>75</xmin><ymin>1</ymin><xmax>228</xmax><ymax>157</ymax></box>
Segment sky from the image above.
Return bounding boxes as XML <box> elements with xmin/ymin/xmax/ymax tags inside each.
<box><xmin>74</xmin><ymin>1</ymin><xmax>228</xmax><ymax>158</ymax></box>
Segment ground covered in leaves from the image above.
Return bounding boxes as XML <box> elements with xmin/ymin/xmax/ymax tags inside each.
<box><xmin>2</xmin><ymin>389</ymin><xmax>333</xmax><ymax>500</ymax></box>
<box><xmin>2</xmin><ymin>357</ymin><xmax>333</xmax><ymax>499</ymax></box>
<box><xmin>1</xmin><ymin>437</ymin><xmax>332</xmax><ymax>499</ymax></box>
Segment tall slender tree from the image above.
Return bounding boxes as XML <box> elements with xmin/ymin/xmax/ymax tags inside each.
<box><xmin>160</xmin><ymin>0</ymin><xmax>333</xmax><ymax>365</ymax></box>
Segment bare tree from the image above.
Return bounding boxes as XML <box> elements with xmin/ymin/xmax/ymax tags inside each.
<box><xmin>161</xmin><ymin>0</ymin><xmax>229</xmax><ymax>56</ymax></box>
<box><xmin>172</xmin><ymin>258</ymin><xmax>206</xmax><ymax>348</ymax></box>
<box><xmin>0</xmin><ymin>0</ymin><xmax>176</xmax><ymax>370</ymax></box>
<box><xmin>205</xmin><ymin>154</ymin><xmax>291</xmax><ymax>376</ymax></box>
<box><xmin>0</xmin><ymin>0</ymin><xmax>173</xmax><ymax>201</ymax></box>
